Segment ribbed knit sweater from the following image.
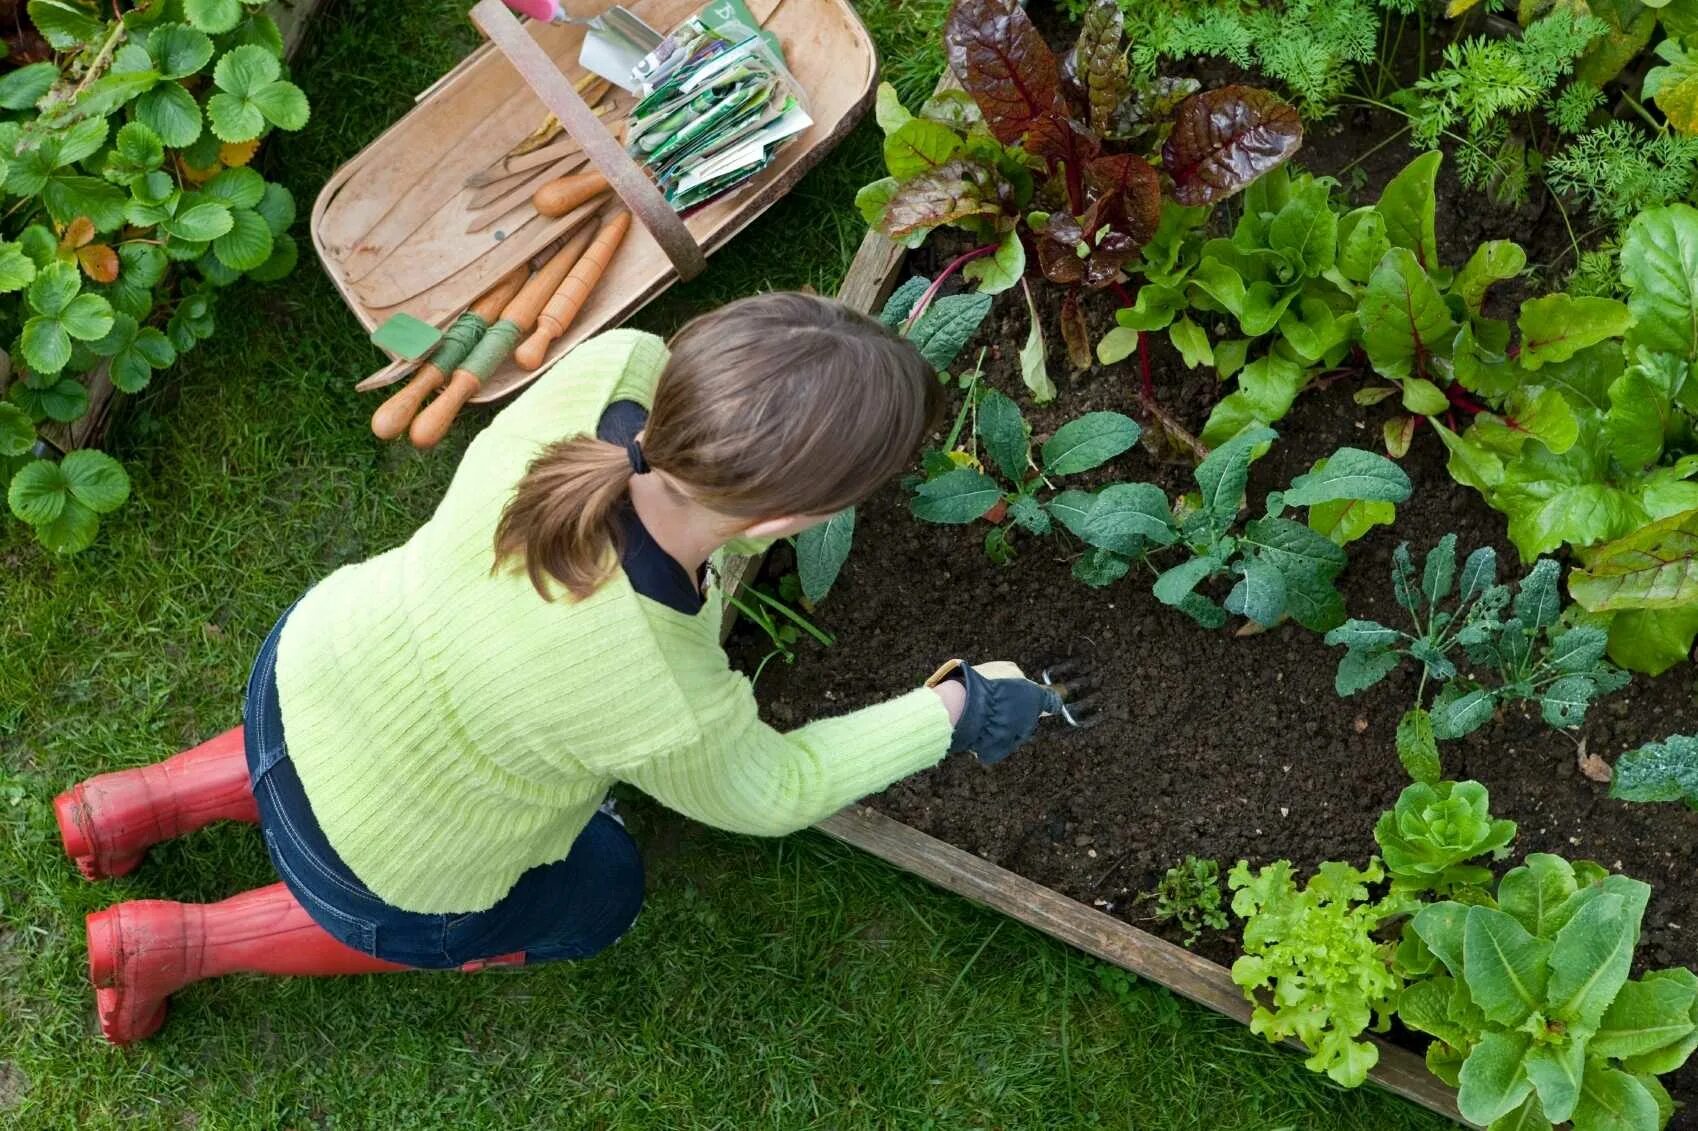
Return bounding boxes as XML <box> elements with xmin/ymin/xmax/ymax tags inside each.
<box><xmin>274</xmin><ymin>329</ymin><xmax>952</xmax><ymax>914</ymax></box>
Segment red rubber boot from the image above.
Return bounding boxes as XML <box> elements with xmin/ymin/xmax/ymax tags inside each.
<box><xmin>55</xmin><ymin>726</ymin><xmax>260</xmax><ymax>880</ymax></box>
<box><xmin>86</xmin><ymin>883</ymin><xmax>528</xmax><ymax>1044</ymax></box>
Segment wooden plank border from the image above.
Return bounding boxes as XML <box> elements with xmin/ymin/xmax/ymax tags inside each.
<box><xmin>718</xmin><ymin>69</ymin><xmax>1469</xmax><ymax>1128</ymax></box>
<box><xmin>38</xmin><ymin>0</ymin><xmax>332</xmax><ymax>454</ymax></box>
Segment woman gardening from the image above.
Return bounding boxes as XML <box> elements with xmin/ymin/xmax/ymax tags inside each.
<box><xmin>56</xmin><ymin>292</ymin><xmax>1095</xmax><ymax>1043</ymax></box>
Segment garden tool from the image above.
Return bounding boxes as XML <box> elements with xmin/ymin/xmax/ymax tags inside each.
<box><xmin>500</xmin><ymin>0</ymin><xmax>663</xmax><ymax>92</ymax></box>
<box><xmin>515</xmin><ymin>208</ymin><xmax>630</xmax><ymax>368</ymax></box>
<box><xmin>370</xmin><ymin>265</ymin><xmax>530</xmax><ymax>440</ymax></box>
<box><xmin>85</xmin><ymin>883</ymin><xmax>527</xmax><ymax>1045</ymax></box>
<box><xmin>55</xmin><ymin>726</ymin><xmax>258</xmax><ymax>881</ymax></box>
<box><xmin>408</xmin><ymin>219</ymin><xmax>602</xmax><ymax>448</ymax></box>
<box><xmin>1038</xmin><ymin>659</ymin><xmax>1101</xmax><ymax>729</ymax></box>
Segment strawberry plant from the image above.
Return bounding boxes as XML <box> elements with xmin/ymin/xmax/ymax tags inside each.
<box><xmin>1326</xmin><ymin>537</ymin><xmax>1630</xmax><ymax>782</ymax></box>
<box><xmin>1</xmin><ymin>1</ymin><xmax>308</xmax><ymax>554</ymax></box>
<box><xmin>857</xmin><ymin>0</ymin><xmax>1299</xmax><ymax>378</ymax></box>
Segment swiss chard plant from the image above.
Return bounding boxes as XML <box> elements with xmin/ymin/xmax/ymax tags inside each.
<box><xmin>1326</xmin><ymin>537</ymin><xmax>1630</xmax><ymax>782</ymax></box>
<box><xmin>1610</xmin><ymin>732</ymin><xmax>1698</xmax><ymax>812</ymax></box>
<box><xmin>1373</xmin><ymin>779</ymin><xmax>1516</xmax><ymax>897</ymax></box>
<box><xmin>1227</xmin><ymin>856</ymin><xmax>1412</xmax><ymax>1088</ymax></box>
<box><xmin>1050</xmin><ymin>426</ymin><xmax>1410</xmax><ymax>631</ymax></box>
<box><xmin>857</xmin><ymin>0</ymin><xmax>1300</xmax><ymax>377</ymax></box>
<box><xmin>1433</xmin><ymin>202</ymin><xmax>1698</xmax><ymax>675</ymax></box>
<box><xmin>1137</xmin><ymin>854</ymin><xmax>1229</xmax><ymax>947</ymax></box>
<box><xmin>1399</xmin><ymin>855</ymin><xmax>1696</xmax><ymax>1131</ymax></box>
<box><xmin>1</xmin><ymin>1</ymin><xmax>309</xmax><ymax>553</ymax></box>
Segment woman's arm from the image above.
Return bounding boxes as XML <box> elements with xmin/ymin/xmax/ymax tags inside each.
<box><xmin>620</xmin><ymin>683</ymin><xmax>956</xmax><ymax>837</ymax></box>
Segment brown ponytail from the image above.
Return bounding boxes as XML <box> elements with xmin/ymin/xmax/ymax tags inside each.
<box><xmin>494</xmin><ymin>291</ymin><xmax>941</xmax><ymax>601</ymax></box>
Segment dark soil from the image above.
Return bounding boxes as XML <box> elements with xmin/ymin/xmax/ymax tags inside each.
<box><xmin>728</xmin><ymin>66</ymin><xmax>1698</xmax><ymax>1123</ymax></box>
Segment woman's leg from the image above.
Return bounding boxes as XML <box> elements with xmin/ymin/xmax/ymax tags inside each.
<box><xmin>86</xmin><ymin>881</ymin><xmax>411</xmax><ymax>1045</ymax></box>
<box><xmin>441</xmin><ymin>810</ymin><xmax>645</xmax><ymax>966</ymax></box>
<box><xmin>54</xmin><ymin>725</ymin><xmax>258</xmax><ymax>880</ymax></box>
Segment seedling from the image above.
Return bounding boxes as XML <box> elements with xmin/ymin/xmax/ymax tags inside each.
<box><xmin>1138</xmin><ymin>855</ymin><xmax>1229</xmax><ymax>946</ymax></box>
<box><xmin>727</xmin><ymin>582</ymin><xmax>835</xmax><ymax>685</ymax></box>
<box><xmin>1326</xmin><ymin>536</ymin><xmax>1630</xmax><ymax>783</ymax></box>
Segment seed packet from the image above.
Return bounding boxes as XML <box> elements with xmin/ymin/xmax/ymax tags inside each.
<box><xmin>625</xmin><ymin>0</ymin><xmax>811</xmax><ymax>211</ymax></box>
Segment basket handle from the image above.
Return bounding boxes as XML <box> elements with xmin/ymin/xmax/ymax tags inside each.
<box><xmin>469</xmin><ymin>0</ymin><xmax>708</xmax><ymax>282</ymax></box>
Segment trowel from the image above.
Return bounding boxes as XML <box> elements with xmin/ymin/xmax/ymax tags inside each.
<box><xmin>501</xmin><ymin>1</ymin><xmax>663</xmax><ymax>92</ymax></box>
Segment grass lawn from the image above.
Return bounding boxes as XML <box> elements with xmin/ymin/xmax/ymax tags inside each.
<box><xmin>0</xmin><ymin>1</ymin><xmax>1449</xmax><ymax>1127</ymax></box>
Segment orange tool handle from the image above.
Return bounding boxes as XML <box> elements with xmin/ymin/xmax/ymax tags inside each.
<box><xmin>407</xmin><ymin>226</ymin><xmax>599</xmax><ymax>449</ymax></box>
<box><xmin>514</xmin><ymin>210</ymin><xmax>631</xmax><ymax>370</ymax></box>
<box><xmin>370</xmin><ymin>266</ymin><xmax>527</xmax><ymax>440</ymax></box>
<box><xmin>533</xmin><ymin>171</ymin><xmax>610</xmax><ymax>217</ymax></box>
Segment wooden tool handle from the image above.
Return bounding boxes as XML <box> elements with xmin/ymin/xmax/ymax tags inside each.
<box><xmin>409</xmin><ymin>370</ymin><xmax>481</xmax><ymax>449</ymax></box>
<box><xmin>515</xmin><ymin>210</ymin><xmax>632</xmax><ymax>370</ymax></box>
<box><xmin>369</xmin><ymin>266</ymin><xmax>526</xmax><ymax>440</ymax></box>
<box><xmin>372</xmin><ymin>364</ymin><xmax>448</xmax><ymax>440</ymax></box>
<box><xmin>533</xmin><ymin>171</ymin><xmax>609</xmax><ymax>217</ymax></box>
<box><xmin>500</xmin><ymin>222</ymin><xmax>600</xmax><ymax>333</ymax></box>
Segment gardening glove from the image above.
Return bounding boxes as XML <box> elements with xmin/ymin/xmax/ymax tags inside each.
<box><xmin>925</xmin><ymin>660</ymin><xmax>1096</xmax><ymax>765</ymax></box>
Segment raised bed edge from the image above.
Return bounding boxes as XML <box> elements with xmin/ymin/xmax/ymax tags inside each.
<box><xmin>717</xmin><ymin>81</ymin><xmax>1468</xmax><ymax>1125</ymax></box>
<box><xmin>37</xmin><ymin>0</ymin><xmax>334</xmax><ymax>455</ymax></box>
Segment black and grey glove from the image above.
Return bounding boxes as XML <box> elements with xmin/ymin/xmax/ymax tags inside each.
<box><xmin>927</xmin><ymin>660</ymin><xmax>1096</xmax><ymax>765</ymax></box>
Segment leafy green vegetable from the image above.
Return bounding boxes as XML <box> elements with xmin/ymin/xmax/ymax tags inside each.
<box><xmin>1374</xmin><ymin>780</ymin><xmax>1516</xmax><ymax>895</ymax></box>
<box><xmin>1327</xmin><ymin>539</ymin><xmax>1631</xmax><ymax>779</ymax></box>
<box><xmin>1138</xmin><ymin>855</ymin><xmax>1229</xmax><ymax>946</ymax></box>
<box><xmin>1610</xmin><ymin>733</ymin><xmax>1698</xmax><ymax>811</ymax></box>
<box><xmin>1228</xmin><ymin>857</ymin><xmax>1409</xmax><ymax>1087</ymax></box>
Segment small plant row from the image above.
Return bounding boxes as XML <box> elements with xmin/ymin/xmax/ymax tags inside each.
<box><xmin>2</xmin><ymin>0</ymin><xmax>311</xmax><ymax>554</ymax></box>
<box><xmin>1220</xmin><ymin>776</ymin><xmax>1698</xmax><ymax>1130</ymax></box>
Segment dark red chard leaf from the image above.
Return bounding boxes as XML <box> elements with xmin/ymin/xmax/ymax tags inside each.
<box><xmin>1084</xmin><ymin>153</ymin><xmax>1160</xmax><ymax>247</ymax></box>
<box><xmin>1107</xmin><ymin>75</ymin><xmax>1200</xmax><ymax>145</ymax></box>
<box><xmin>1025</xmin><ymin>110</ymin><xmax>1102</xmax><ymax>172</ymax></box>
<box><xmin>1035</xmin><ymin>212</ymin><xmax>1086</xmax><ymax>285</ymax></box>
<box><xmin>946</xmin><ymin>0</ymin><xmax>1064</xmax><ymax>147</ymax></box>
<box><xmin>1059</xmin><ymin>292</ymin><xmax>1092</xmax><ymax>372</ymax></box>
<box><xmin>881</xmin><ymin>158</ymin><xmax>1007</xmax><ymax>238</ymax></box>
<box><xmin>1062</xmin><ymin>0</ymin><xmax>1128</xmax><ymax>136</ymax></box>
<box><xmin>1162</xmin><ymin>85</ymin><xmax>1302</xmax><ymax>205</ymax></box>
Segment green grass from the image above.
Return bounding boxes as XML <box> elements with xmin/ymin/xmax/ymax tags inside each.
<box><xmin>0</xmin><ymin>2</ymin><xmax>1449</xmax><ymax>1127</ymax></box>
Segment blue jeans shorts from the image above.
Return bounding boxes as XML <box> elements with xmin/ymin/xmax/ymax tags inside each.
<box><xmin>244</xmin><ymin>606</ymin><xmax>645</xmax><ymax>969</ymax></box>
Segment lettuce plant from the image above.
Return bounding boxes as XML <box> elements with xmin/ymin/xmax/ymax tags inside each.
<box><xmin>2</xmin><ymin>3</ymin><xmax>308</xmax><ymax>553</ymax></box>
<box><xmin>857</xmin><ymin>0</ymin><xmax>1299</xmax><ymax>371</ymax></box>
<box><xmin>1373</xmin><ymin>780</ymin><xmax>1515</xmax><ymax>896</ymax></box>
<box><xmin>1326</xmin><ymin>536</ymin><xmax>1629</xmax><ymax>782</ymax></box>
<box><xmin>1610</xmin><ymin>733</ymin><xmax>1698</xmax><ymax>811</ymax></box>
<box><xmin>1228</xmin><ymin>857</ymin><xmax>1412</xmax><ymax>1087</ymax></box>
<box><xmin>1401</xmin><ymin>855</ymin><xmax>1697</xmax><ymax>1130</ymax></box>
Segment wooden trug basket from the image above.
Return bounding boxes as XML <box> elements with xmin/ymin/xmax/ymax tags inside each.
<box><xmin>310</xmin><ymin>0</ymin><xmax>877</xmax><ymax>404</ymax></box>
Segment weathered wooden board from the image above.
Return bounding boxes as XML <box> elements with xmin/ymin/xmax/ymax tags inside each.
<box><xmin>38</xmin><ymin>0</ymin><xmax>332</xmax><ymax>455</ymax></box>
<box><xmin>715</xmin><ymin>68</ymin><xmax>1469</xmax><ymax>1129</ymax></box>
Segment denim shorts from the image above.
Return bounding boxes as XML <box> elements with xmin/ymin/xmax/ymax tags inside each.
<box><xmin>244</xmin><ymin>605</ymin><xmax>645</xmax><ymax>969</ymax></box>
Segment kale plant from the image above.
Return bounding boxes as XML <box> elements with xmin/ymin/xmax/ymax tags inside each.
<box><xmin>1057</xmin><ymin>426</ymin><xmax>1410</xmax><ymax>630</ymax></box>
<box><xmin>1327</xmin><ymin>537</ymin><xmax>1630</xmax><ymax>782</ymax></box>
<box><xmin>1228</xmin><ymin>857</ymin><xmax>1412</xmax><ymax>1087</ymax></box>
<box><xmin>1138</xmin><ymin>855</ymin><xmax>1230</xmax><ymax>946</ymax></box>
<box><xmin>1374</xmin><ymin>779</ymin><xmax>1515</xmax><ymax>896</ymax></box>
<box><xmin>1400</xmin><ymin>856</ymin><xmax>1697</xmax><ymax>1130</ymax></box>
<box><xmin>1611</xmin><ymin>733</ymin><xmax>1698</xmax><ymax>812</ymax></box>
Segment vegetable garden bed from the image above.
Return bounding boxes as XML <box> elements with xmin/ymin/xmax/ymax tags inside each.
<box><xmin>729</xmin><ymin>3</ymin><xmax>1698</xmax><ymax>1126</ymax></box>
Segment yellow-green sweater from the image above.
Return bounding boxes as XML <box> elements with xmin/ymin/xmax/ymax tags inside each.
<box><xmin>275</xmin><ymin>329</ymin><xmax>952</xmax><ymax>914</ymax></box>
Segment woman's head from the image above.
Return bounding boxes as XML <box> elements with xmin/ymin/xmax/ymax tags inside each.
<box><xmin>494</xmin><ymin>291</ymin><xmax>941</xmax><ymax>599</ymax></box>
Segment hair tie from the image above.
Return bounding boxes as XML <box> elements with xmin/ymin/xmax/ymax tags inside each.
<box><xmin>624</xmin><ymin>438</ymin><xmax>649</xmax><ymax>475</ymax></box>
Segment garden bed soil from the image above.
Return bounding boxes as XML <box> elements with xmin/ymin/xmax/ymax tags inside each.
<box><xmin>728</xmin><ymin>108</ymin><xmax>1698</xmax><ymax>1121</ymax></box>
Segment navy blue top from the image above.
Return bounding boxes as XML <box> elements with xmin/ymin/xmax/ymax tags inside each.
<box><xmin>597</xmin><ymin>400</ymin><xmax>706</xmax><ymax>616</ymax></box>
